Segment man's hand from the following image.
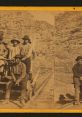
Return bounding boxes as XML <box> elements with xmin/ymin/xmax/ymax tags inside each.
<box><xmin>22</xmin><ymin>57</ymin><xmax>27</xmax><ymax>61</ymax></box>
<box><xmin>15</xmin><ymin>80</ymin><xmax>20</xmax><ymax>86</ymax></box>
<box><xmin>6</xmin><ymin>81</ymin><xmax>11</xmax><ymax>86</ymax></box>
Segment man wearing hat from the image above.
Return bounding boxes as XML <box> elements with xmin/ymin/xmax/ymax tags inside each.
<box><xmin>72</xmin><ymin>56</ymin><xmax>82</xmax><ymax>105</ymax></box>
<box><xmin>8</xmin><ymin>39</ymin><xmax>21</xmax><ymax>60</ymax></box>
<box><xmin>21</xmin><ymin>35</ymin><xmax>33</xmax><ymax>82</ymax></box>
<box><xmin>3</xmin><ymin>54</ymin><xmax>27</xmax><ymax>105</ymax></box>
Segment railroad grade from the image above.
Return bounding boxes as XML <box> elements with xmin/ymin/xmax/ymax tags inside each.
<box><xmin>24</xmin><ymin>72</ymin><xmax>54</xmax><ymax>109</ymax></box>
<box><xmin>0</xmin><ymin>69</ymin><xmax>54</xmax><ymax>109</ymax></box>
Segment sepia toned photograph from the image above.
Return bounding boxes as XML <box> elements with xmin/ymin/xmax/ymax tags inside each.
<box><xmin>0</xmin><ymin>10</ymin><xmax>82</xmax><ymax>111</ymax></box>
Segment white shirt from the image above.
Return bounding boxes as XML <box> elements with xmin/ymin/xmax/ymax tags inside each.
<box><xmin>21</xmin><ymin>43</ymin><xmax>32</xmax><ymax>59</ymax></box>
<box><xmin>8</xmin><ymin>45</ymin><xmax>21</xmax><ymax>59</ymax></box>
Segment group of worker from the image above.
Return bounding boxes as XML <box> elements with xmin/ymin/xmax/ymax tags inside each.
<box><xmin>0</xmin><ymin>31</ymin><xmax>33</xmax><ymax>106</ymax></box>
<box><xmin>1</xmin><ymin>30</ymin><xmax>82</xmax><ymax>107</ymax></box>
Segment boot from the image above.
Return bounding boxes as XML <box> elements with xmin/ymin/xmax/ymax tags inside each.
<box><xmin>20</xmin><ymin>99</ymin><xmax>25</xmax><ymax>107</ymax></box>
<box><xmin>2</xmin><ymin>99</ymin><xmax>10</xmax><ymax>104</ymax></box>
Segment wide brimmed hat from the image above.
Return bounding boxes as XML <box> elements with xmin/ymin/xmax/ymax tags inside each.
<box><xmin>76</xmin><ymin>56</ymin><xmax>82</xmax><ymax>61</ymax></box>
<box><xmin>11</xmin><ymin>39</ymin><xmax>20</xmax><ymax>44</ymax></box>
<box><xmin>22</xmin><ymin>35</ymin><xmax>31</xmax><ymax>43</ymax></box>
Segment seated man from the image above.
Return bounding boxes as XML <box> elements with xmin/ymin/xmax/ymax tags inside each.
<box><xmin>3</xmin><ymin>55</ymin><xmax>27</xmax><ymax>106</ymax></box>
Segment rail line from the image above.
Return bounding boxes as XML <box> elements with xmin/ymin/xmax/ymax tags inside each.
<box><xmin>23</xmin><ymin>72</ymin><xmax>52</xmax><ymax>108</ymax></box>
<box><xmin>57</xmin><ymin>102</ymin><xmax>74</xmax><ymax>110</ymax></box>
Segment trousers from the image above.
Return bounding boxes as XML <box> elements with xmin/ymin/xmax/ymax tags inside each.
<box><xmin>74</xmin><ymin>77</ymin><xmax>80</xmax><ymax>102</ymax></box>
<box><xmin>22</xmin><ymin>58</ymin><xmax>32</xmax><ymax>80</ymax></box>
<box><xmin>5</xmin><ymin>78</ymin><xmax>27</xmax><ymax>101</ymax></box>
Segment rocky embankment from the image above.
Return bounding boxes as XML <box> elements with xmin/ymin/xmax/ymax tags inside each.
<box><xmin>55</xmin><ymin>11</ymin><xmax>82</xmax><ymax>73</ymax></box>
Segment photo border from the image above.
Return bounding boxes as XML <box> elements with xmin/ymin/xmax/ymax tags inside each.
<box><xmin>0</xmin><ymin>6</ymin><xmax>81</xmax><ymax>113</ymax></box>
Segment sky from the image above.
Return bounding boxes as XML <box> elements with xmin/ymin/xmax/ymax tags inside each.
<box><xmin>29</xmin><ymin>11</ymin><xmax>64</xmax><ymax>25</ymax></box>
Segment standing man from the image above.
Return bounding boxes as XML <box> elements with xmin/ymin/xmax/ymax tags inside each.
<box><xmin>21</xmin><ymin>35</ymin><xmax>33</xmax><ymax>82</ymax></box>
<box><xmin>72</xmin><ymin>56</ymin><xmax>82</xmax><ymax>105</ymax></box>
<box><xmin>3</xmin><ymin>55</ymin><xmax>27</xmax><ymax>106</ymax></box>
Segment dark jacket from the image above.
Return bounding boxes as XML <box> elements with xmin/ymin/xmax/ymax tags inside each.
<box><xmin>72</xmin><ymin>63</ymin><xmax>82</xmax><ymax>78</ymax></box>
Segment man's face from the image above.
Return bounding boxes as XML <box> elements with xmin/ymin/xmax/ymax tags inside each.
<box><xmin>13</xmin><ymin>41</ymin><xmax>18</xmax><ymax>46</ymax></box>
<box><xmin>24</xmin><ymin>40</ymin><xmax>29</xmax><ymax>44</ymax></box>
<box><xmin>78</xmin><ymin>59</ymin><xmax>82</xmax><ymax>64</ymax></box>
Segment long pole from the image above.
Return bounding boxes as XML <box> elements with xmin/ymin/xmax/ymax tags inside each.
<box><xmin>53</xmin><ymin>58</ymin><xmax>55</xmax><ymax>104</ymax></box>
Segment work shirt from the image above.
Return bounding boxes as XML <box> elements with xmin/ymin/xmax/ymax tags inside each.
<box><xmin>20</xmin><ymin>43</ymin><xmax>32</xmax><ymax>60</ymax></box>
<box><xmin>20</xmin><ymin>43</ymin><xmax>33</xmax><ymax>73</ymax></box>
<box><xmin>72</xmin><ymin>63</ymin><xmax>82</xmax><ymax>78</ymax></box>
<box><xmin>8</xmin><ymin>45</ymin><xmax>21</xmax><ymax>59</ymax></box>
<box><xmin>12</xmin><ymin>62</ymin><xmax>26</xmax><ymax>80</ymax></box>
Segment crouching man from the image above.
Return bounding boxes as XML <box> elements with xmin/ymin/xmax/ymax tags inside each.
<box><xmin>72</xmin><ymin>56</ymin><xmax>82</xmax><ymax>105</ymax></box>
<box><xmin>4</xmin><ymin>55</ymin><xmax>27</xmax><ymax>106</ymax></box>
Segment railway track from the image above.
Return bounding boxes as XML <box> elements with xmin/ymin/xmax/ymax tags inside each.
<box><xmin>23</xmin><ymin>72</ymin><xmax>54</xmax><ymax>109</ymax></box>
<box><xmin>57</xmin><ymin>102</ymin><xmax>74</xmax><ymax>110</ymax></box>
<box><xmin>23</xmin><ymin>71</ymin><xmax>82</xmax><ymax>110</ymax></box>
<box><xmin>0</xmin><ymin>69</ymin><xmax>53</xmax><ymax>109</ymax></box>
<box><xmin>0</xmin><ymin>70</ymin><xmax>76</xmax><ymax>110</ymax></box>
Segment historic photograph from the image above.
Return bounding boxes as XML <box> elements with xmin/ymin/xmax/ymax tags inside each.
<box><xmin>0</xmin><ymin>10</ymin><xmax>81</xmax><ymax>110</ymax></box>
<box><xmin>0</xmin><ymin>10</ymin><xmax>55</xmax><ymax>109</ymax></box>
<box><xmin>55</xmin><ymin>11</ymin><xmax>82</xmax><ymax>110</ymax></box>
